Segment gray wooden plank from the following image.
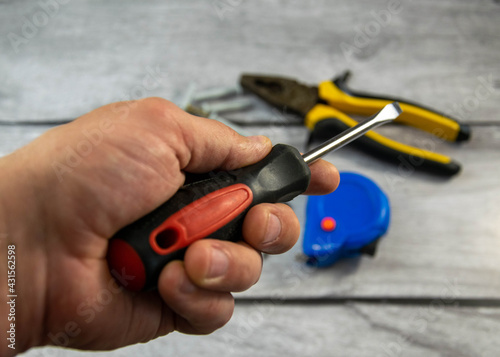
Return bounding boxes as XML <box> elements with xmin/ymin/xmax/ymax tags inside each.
<box><xmin>1</xmin><ymin>124</ymin><xmax>499</xmax><ymax>299</ymax></box>
<box><xmin>1</xmin><ymin>0</ymin><xmax>499</xmax><ymax>122</ymax></box>
<box><xmin>2</xmin><ymin>2</ymin><xmax>499</xmax><ymax>356</ymax></box>
<box><xmin>238</xmin><ymin>124</ymin><xmax>500</xmax><ymax>298</ymax></box>
<box><xmin>19</xmin><ymin>303</ymin><xmax>500</xmax><ymax>357</ymax></box>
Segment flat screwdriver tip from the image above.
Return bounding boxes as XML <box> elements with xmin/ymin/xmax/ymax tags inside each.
<box><xmin>377</xmin><ymin>102</ymin><xmax>402</xmax><ymax>124</ymax></box>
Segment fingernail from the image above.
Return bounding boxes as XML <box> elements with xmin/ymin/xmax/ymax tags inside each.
<box><xmin>207</xmin><ymin>247</ymin><xmax>229</xmax><ymax>279</ymax></box>
<box><xmin>263</xmin><ymin>213</ymin><xmax>282</xmax><ymax>246</ymax></box>
<box><xmin>247</xmin><ymin>135</ymin><xmax>270</xmax><ymax>147</ymax></box>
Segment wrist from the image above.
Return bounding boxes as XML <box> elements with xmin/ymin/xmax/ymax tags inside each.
<box><xmin>0</xmin><ymin>151</ymin><xmax>49</xmax><ymax>355</ymax></box>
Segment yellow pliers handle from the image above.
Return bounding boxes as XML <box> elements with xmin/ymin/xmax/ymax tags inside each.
<box><xmin>318</xmin><ymin>77</ymin><xmax>470</xmax><ymax>142</ymax></box>
<box><xmin>305</xmin><ymin>104</ymin><xmax>461</xmax><ymax>176</ymax></box>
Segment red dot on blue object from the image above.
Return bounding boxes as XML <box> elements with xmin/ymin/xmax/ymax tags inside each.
<box><xmin>320</xmin><ymin>217</ymin><xmax>336</xmax><ymax>232</ymax></box>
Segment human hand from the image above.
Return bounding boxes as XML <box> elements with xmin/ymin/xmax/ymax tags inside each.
<box><xmin>0</xmin><ymin>98</ymin><xmax>339</xmax><ymax>355</ymax></box>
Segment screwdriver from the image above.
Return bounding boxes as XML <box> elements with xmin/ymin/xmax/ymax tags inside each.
<box><xmin>107</xmin><ymin>102</ymin><xmax>402</xmax><ymax>291</ymax></box>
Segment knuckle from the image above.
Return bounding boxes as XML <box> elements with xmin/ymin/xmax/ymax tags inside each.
<box><xmin>138</xmin><ymin>97</ymin><xmax>177</xmax><ymax>120</ymax></box>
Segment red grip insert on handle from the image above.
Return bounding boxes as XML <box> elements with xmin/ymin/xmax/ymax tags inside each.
<box><xmin>149</xmin><ymin>183</ymin><xmax>254</xmax><ymax>255</ymax></box>
<box><xmin>108</xmin><ymin>239</ymin><xmax>147</xmax><ymax>292</ymax></box>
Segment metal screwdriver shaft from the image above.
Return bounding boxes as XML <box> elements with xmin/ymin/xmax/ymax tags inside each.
<box><xmin>302</xmin><ymin>102</ymin><xmax>403</xmax><ymax>165</ymax></box>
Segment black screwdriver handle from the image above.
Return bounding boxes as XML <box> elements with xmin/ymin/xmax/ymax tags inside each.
<box><xmin>107</xmin><ymin>144</ymin><xmax>311</xmax><ymax>291</ymax></box>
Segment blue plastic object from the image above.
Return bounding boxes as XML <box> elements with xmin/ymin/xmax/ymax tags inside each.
<box><xmin>303</xmin><ymin>172</ymin><xmax>390</xmax><ymax>267</ymax></box>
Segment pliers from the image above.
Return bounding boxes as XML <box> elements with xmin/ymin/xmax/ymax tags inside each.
<box><xmin>240</xmin><ymin>71</ymin><xmax>471</xmax><ymax>177</ymax></box>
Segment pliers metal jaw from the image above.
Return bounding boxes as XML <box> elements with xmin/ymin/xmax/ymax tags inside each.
<box><xmin>240</xmin><ymin>72</ymin><xmax>471</xmax><ymax>177</ymax></box>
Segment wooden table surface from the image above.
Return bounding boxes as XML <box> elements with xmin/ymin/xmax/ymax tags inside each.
<box><xmin>1</xmin><ymin>1</ymin><xmax>499</xmax><ymax>356</ymax></box>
